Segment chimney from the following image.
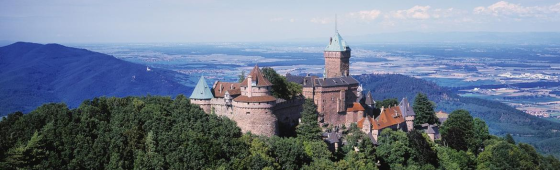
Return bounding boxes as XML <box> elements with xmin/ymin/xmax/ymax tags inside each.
<box><xmin>247</xmin><ymin>75</ymin><xmax>253</xmax><ymax>97</ymax></box>
<box><xmin>330</xmin><ymin>37</ymin><xmax>332</xmax><ymax>45</ymax></box>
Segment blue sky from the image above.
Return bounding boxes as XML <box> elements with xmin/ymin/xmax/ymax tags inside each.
<box><xmin>1</xmin><ymin>0</ymin><xmax>559</xmax><ymax>43</ymax></box>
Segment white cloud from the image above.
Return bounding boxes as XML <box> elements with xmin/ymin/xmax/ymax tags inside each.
<box><xmin>474</xmin><ymin>1</ymin><xmax>560</xmax><ymax>19</ymax></box>
<box><xmin>349</xmin><ymin>10</ymin><xmax>381</xmax><ymax>21</ymax></box>
<box><xmin>392</xmin><ymin>5</ymin><xmax>431</xmax><ymax>19</ymax></box>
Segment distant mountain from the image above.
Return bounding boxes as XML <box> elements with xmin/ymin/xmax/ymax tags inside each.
<box><xmin>354</xmin><ymin>74</ymin><xmax>560</xmax><ymax>157</ymax></box>
<box><xmin>0</xmin><ymin>42</ymin><xmax>191</xmax><ymax>116</ymax></box>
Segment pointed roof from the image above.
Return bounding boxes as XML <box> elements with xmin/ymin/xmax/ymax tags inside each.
<box><xmin>375</xmin><ymin>106</ymin><xmax>405</xmax><ymax>130</ymax></box>
<box><xmin>365</xmin><ymin>91</ymin><xmax>375</xmax><ymax>105</ymax></box>
<box><xmin>426</xmin><ymin>125</ymin><xmax>439</xmax><ymax>134</ymax></box>
<box><xmin>347</xmin><ymin>102</ymin><xmax>365</xmax><ymax>112</ymax></box>
<box><xmin>240</xmin><ymin>65</ymin><xmax>273</xmax><ymax>87</ymax></box>
<box><xmin>190</xmin><ymin>76</ymin><xmax>214</xmax><ymax>99</ymax></box>
<box><xmin>399</xmin><ymin>98</ymin><xmax>415</xmax><ymax>116</ymax></box>
<box><xmin>325</xmin><ymin>31</ymin><xmax>350</xmax><ymax>52</ymax></box>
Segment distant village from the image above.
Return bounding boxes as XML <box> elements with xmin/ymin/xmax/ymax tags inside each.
<box><xmin>188</xmin><ymin>28</ymin><xmax>449</xmax><ymax>148</ymax></box>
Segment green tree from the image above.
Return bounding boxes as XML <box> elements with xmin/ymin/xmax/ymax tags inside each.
<box><xmin>5</xmin><ymin>131</ymin><xmax>47</xmax><ymax>169</ymax></box>
<box><xmin>473</xmin><ymin>118</ymin><xmax>489</xmax><ymax>154</ymax></box>
<box><xmin>440</xmin><ymin>109</ymin><xmax>475</xmax><ymax>151</ymax></box>
<box><xmin>376</xmin><ymin>129</ymin><xmax>413</xmax><ymax>168</ymax></box>
<box><xmin>407</xmin><ymin>130</ymin><xmax>438</xmax><ymax>167</ymax></box>
<box><xmin>477</xmin><ymin>140</ymin><xmax>532</xmax><ymax>170</ymax></box>
<box><xmin>412</xmin><ymin>93</ymin><xmax>438</xmax><ymax>126</ymax></box>
<box><xmin>504</xmin><ymin>134</ymin><xmax>515</xmax><ymax>144</ymax></box>
<box><xmin>296</xmin><ymin>99</ymin><xmax>322</xmax><ymax>141</ymax></box>
<box><xmin>436</xmin><ymin>146</ymin><xmax>475</xmax><ymax>170</ymax></box>
<box><xmin>375</xmin><ymin>98</ymin><xmax>398</xmax><ymax>108</ymax></box>
<box><xmin>269</xmin><ymin>137</ymin><xmax>308</xmax><ymax>170</ymax></box>
<box><xmin>238</xmin><ymin>70</ymin><xmax>245</xmax><ymax>83</ymax></box>
<box><xmin>261</xmin><ymin>67</ymin><xmax>302</xmax><ymax>100</ymax></box>
<box><xmin>134</xmin><ymin>131</ymin><xmax>164</xmax><ymax>170</ymax></box>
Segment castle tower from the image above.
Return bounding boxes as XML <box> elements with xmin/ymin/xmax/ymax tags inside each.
<box><xmin>399</xmin><ymin>98</ymin><xmax>416</xmax><ymax>131</ymax></box>
<box><xmin>324</xmin><ymin>20</ymin><xmax>351</xmax><ymax>78</ymax></box>
<box><xmin>233</xmin><ymin>64</ymin><xmax>278</xmax><ymax>136</ymax></box>
<box><xmin>190</xmin><ymin>76</ymin><xmax>214</xmax><ymax>113</ymax></box>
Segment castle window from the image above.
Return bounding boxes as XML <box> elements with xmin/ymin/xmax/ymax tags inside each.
<box><xmin>246</xmin><ymin>112</ymin><xmax>250</xmax><ymax>115</ymax></box>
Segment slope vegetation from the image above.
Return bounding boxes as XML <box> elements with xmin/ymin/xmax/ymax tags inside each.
<box><xmin>0</xmin><ymin>42</ymin><xmax>190</xmax><ymax>116</ymax></box>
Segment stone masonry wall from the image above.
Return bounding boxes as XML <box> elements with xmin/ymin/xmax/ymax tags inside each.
<box><xmin>190</xmin><ymin>99</ymin><xmax>212</xmax><ymax>113</ymax></box>
<box><xmin>314</xmin><ymin>85</ymin><xmax>359</xmax><ymax>126</ymax></box>
<box><xmin>232</xmin><ymin>101</ymin><xmax>277</xmax><ymax>136</ymax></box>
<box><xmin>274</xmin><ymin>97</ymin><xmax>305</xmax><ymax>127</ymax></box>
<box><xmin>324</xmin><ymin>51</ymin><xmax>350</xmax><ymax>78</ymax></box>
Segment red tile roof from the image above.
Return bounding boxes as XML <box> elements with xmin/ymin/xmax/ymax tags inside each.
<box><xmin>213</xmin><ymin>81</ymin><xmax>241</xmax><ymax>98</ymax></box>
<box><xmin>347</xmin><ymin>102</ymin><xmax>365</xmax><ymax>112</ymax></box>
<box><xmin>375</xmin><ymin>106</ymin><xmax>405</xmax><ymax>130</ymax></box>
<box><xmin>240</xmin><ymin>65</ymin><xmax>272</xmax><ymax>87</ymax></box>
<box><xmin>357</xmin><ymin>106</ymin><xmax>405</xmax><ymax>131</ymax></box>
<box><xmin>233</xmin><ymin>95</ymin><xmax>276</xmax><ymax>103</ymax></box>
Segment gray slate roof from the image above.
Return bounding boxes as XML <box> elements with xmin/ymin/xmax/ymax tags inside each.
<box><xmin>325</xmin><ymin>131</ymin><xmax>341</xmax><ymax>143</ymax></box>
<box><xmin>426</xmin><ymin>125</ymin><xmax>439</xmax><ymax>134</ymax></box>
<box><xmin>399</xmin><ymin>98</ymin><xmax>415</xmax><ymax>116</ymax></box>
<box><xmin>314</xmin><ymin>77</ymin><xmax>359</xmax><ymax>87</ymax></box>
<box><xmin>365</xmin><ymin>91</ymin><xmax>375</xmax><ymax>105</ymax></box>
<box><xmin>285</xmin><ymin>73</ymin><xmax>317</xmax><ymax>88</ymax></box>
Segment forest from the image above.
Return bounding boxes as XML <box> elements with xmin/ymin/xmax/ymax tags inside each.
<box><xmin>1</xmin><ymin>95</ymin><xmax>559</xmax><ymax>169</ymax></box>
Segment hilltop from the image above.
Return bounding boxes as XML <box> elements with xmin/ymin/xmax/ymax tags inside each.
<box><xmin>0</xmin><ymin>42</ymin><xmax>191</xmax><ymax>116</ymax></box>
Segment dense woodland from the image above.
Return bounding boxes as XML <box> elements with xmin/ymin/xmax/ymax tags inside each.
<box><xmin>1</xmin><ymin>95</ymin><xmax>559</xmax><ymax>169</ymax></box>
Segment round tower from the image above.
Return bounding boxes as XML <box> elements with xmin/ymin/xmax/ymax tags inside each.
<box><xmin>233</xmin><ymin>65</ymin><xmax>278</xmax><ymax>136</ymax></box>
<box><xmin>189</xmin><ymin>76</ymin><xmax>214</xmax><ymax>113</ymax></box>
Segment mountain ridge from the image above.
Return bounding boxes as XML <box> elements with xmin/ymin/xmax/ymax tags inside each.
<box><xmin>0</xmin><ymin>42</ymin><xmax>191</xmax><ymax>116</ymax></box>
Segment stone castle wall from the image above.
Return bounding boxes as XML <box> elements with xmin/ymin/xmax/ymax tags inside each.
<box><xmin>345</xmin><ymin>110</ymin><xmax>363</xmax><ymax>127</ymax></box>
<box><xmin>274</xmin><ymin>98</ymin><xmax>305</xmax><ymax>126</ymax></box>
<box><xmin>232</xmin><ymin>101</ymin><xmax>276</xmax><ymax>136</ymax></box>
<box><xmin>241</xmin><ymin>86</ymin><xmax>271</xmax><ymax>97</ymax></box>
<box><xmin>302</xmin><ymin>87</ymin><xmax>314</xmax><ymax>99</ymax></box>
<box><xmin>324</xmin><ymin>51</ymin><xmax>350</xmax><ymax>78</ymax></box>
<box><xmin>209</xmin><ymin>98</ymin><xmax>234</xmax><ymax>119</ymax></box>
<box><xmin>190</xmin><ymin>99</ymin><xmax>212</xmax><ymax>113</ymax></box>
<box><xmin>314</xmin><ymin>85</ymin><xmax>359</xmax><ymax>126</ymax></box>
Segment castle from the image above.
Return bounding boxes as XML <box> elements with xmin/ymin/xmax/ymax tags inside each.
<box><xmin>189</xmin><ymin>65</ymin><xmax>303</xmax><ymax>136</ymax></box>
<box><xmin>189</xmin><ymin>27</ymin><xmax>443</xmax><ymax>142</ymax></box>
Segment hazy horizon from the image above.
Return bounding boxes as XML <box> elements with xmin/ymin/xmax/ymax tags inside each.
<box><xmin>2</xmin><ymin>0</ymin><xmax>560</xmax><ymax>43</ymax></box>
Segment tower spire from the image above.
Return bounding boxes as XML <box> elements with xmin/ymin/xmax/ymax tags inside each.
<box><xmin>335</xmin><ymin>14</ymin><xmax>338</xmax><ymax>33</ymax></box>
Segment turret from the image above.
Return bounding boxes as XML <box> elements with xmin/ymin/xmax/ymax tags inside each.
<box><xmin>189</xmin><ymin>76</ymin><xmax>214</xmax><ymax>113</ymax></box>
<box><xmin>399</xmin><ymin>98</ymin><xmax>416</xmax><ymax>131</ymax></box>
